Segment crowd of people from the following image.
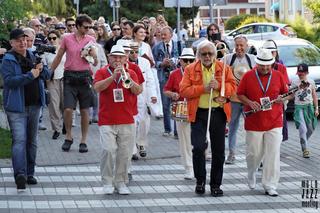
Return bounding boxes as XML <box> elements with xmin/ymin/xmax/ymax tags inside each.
<box><xmin>0</xmin><ymin>13</ymin><xmax>318</xmax><ymax>198</ymax></box>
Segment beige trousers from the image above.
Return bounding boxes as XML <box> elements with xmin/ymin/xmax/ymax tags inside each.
<box><xmin>176</xmin><ymin>121</ymin><xmax>193</xmax><ymax>171</ymax></box>
<box><xmin>99</xmin><ymin>124</ymin><xmax>134</xmax><ymax>186</ymax></box>
<box><xmin>246</xmin><ymin>127</ymin><xmax>282</xmax><ymax>191</ymax></box>
<box><xmin>47</xmin><ymin>79</ymin><xmax>64</xmax><ymax>132</ymax></box>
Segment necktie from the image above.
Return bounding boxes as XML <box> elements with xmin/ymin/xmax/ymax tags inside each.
<box><xmin>166</xmin><ymin>43</ymin><xmax>170</xmax><ymax>57</ymax></box>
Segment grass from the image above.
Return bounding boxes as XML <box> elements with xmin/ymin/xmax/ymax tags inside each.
<box><xmin>0</xmin><ymin>127</ymin><xmax>11</xmax><ymax>159</ymax></box>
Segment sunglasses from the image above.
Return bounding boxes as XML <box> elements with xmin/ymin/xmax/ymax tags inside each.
<box><xmin>130</xmin><ymin>50</ymin><xmax>139</xmax><ymax>54</ymax></box>
<box><xmin>48</xmin><ymin>37</ymin><xmax>57</xmax><ymax>41</ymax></box>
<box><xmin>82</xmin><ymin>25</ymin><xmax>93</xmax><ymax>29</ymax></box>
<box><xmin>112</xmin><ymin>28</ymin><xmax>121</xmax><ymax>31</ymax></box>
<box><xmin>68</xmin><ymin>24</ymin><xmax>76</xmax><ymax>27</ymax></box>
<box><xmin>182</xmin><ymin>59</ymin><xmax>195</xmax><ymax>63</ymax></box>
<box><xmin>201</xmin><ymin>52</ymin><xmax>214</xmax><ymax>57</ymax></box>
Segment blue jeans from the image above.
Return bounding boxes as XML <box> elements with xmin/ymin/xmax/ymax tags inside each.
<box><xmin>159</xmin><ymin>81</ymin><xmax>173</xmax><ymax>133</ymax></box>
<box><xmin>6</xmin><ymin>105</ymin><xmax>40</xmax><ymax>178</ymax></box>
<box><xmin>227</xmin><ymin>102</ymin><xmax>243</xmax><ymax>153</ymax></box>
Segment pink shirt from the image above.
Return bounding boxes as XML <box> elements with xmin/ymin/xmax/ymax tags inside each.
<box><xmin>60</xmin><ymin>33</ymin><xmax>95</xmax><ymax>71</ymax></box>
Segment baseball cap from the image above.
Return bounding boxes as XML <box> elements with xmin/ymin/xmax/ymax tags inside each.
<box><xmin>10</xmin><ymin>28</ymin><xmax>27</xmax><ymax>40</ymax></box>
<box><xmin>297</xmin><ymin>63</ymin><xmax>308</xmax><ymax>72</ymax></box>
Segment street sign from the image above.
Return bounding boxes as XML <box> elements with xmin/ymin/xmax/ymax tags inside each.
<box><xmin>164</xmin><ymin>0</ymin><xmax>193</xmax><ymax>8</ymax></box>
<box><xmin>194</xmin><ymin>0</ymin><xmax>227</xmax><ymax>6</ymax></box>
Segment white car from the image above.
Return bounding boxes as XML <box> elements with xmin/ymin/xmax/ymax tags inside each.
<box><xmin>224</xmin><ymin>22</ymin><xmax>296</xmax><ymax>51</ymax></box>
<box><xmin>247</xmin><ymin>38</ymin><xmax>320</xmax><ymax>113</ymax></box>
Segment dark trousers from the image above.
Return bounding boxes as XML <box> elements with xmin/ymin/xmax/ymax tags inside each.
<box><xmin>191</xmin><ymin>107</ymin><xmax>226</xmax><ymax>187</ymax></box>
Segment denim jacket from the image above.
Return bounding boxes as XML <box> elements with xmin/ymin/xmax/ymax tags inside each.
<box><xmin>152</xmin><ymin>40</ymin><xmax>180</xmax><ymax>83</ymax></box>
<box><xmin>0</xmin><ymin>49</ymin><xmax>52</xmax><ymax>112</ymax></box>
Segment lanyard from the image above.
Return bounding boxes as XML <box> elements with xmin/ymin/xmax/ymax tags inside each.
<box><xmin>255</xmin><ymin>70</ymin><xmax>272</xmax><ymax>95</ymax></box>
<box><xmin>107</xmin><ymin>67</ymin><xmax>122</xmax><ymax>86</ymax></box>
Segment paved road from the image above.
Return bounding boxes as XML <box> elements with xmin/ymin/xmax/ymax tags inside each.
<box><xmin>0</xmin><ymin>111</ymin><xmax>319</xmax><ymax>213</ymax></box>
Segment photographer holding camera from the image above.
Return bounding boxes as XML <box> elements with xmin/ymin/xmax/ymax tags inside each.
<box><xmin>0</xmin><ymin>28</ymin><xmax>51</xmax><ymax>190</ymax></box>
<box><xmin>207</xmin><ymin>23</ymin><xmax>229</xmax><ymax>59</ymax></box>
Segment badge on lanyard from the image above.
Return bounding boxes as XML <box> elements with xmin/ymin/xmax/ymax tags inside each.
<box><xmin>260</xmin><ymin>97</ymin><xmax>272</xmax><ymax>111</ymax></box>
<box><xmin>113</xmin><ymin>88</ymin><xmax>124</xmax><ymax>102</ymax></box>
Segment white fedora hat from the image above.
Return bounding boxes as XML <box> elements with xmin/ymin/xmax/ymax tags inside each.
<box><xmin>116</xmin><ymin>39</ymin><xmax>132</xmax><ymax>51</ymax></box>
<box><xmin>262</xmin><ymin>40</ymin><xmax>277</xmax><ymax>51</ymax></box>
<box><xmin>109</xmin><ymin>44</ymin><xmax>126</xmax><ymax>56</ymax></box>
<box><xmin>179</xmin><ymin>48</ymin><xmax>196</xmax><ymax>59</ymax></box>
<box><xmin>255</xmin><ymin>48</ymin><xmax>275</xmax><ymax>65</ymax></box>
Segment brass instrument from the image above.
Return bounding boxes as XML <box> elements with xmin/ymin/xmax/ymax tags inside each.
<box><xmin>115</xmin><ymin>65</ymin><xmax>133</xmax><ymax>89</ymax></box>
<box><xmin>233</xmin><ymin>64</ymin><xmax>250</xmax><ymax>84</ymax></box>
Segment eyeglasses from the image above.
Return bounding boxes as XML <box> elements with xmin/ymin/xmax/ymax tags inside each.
<box><xmin>182</xmin><ymin>59</ymin><xmax>195</xmax><ymax>63</ymax></box>
<box><xmin>129</xmin><ymin>50</ymin><xmax>139</xmax><ymax>54</ymax></box>
<box><xmin>48</xmin><ymin>37</ymin><xmax>57</xmax><ymax>41</ymax></box>
<box><xmin>35</xmin><ymin>25</ymin><xmax>41</xmax><ymax>27</ymax></box>
<box><xmin>82</xmin><ymin>25</ymin><xmax>93</xmax><ymax>29</ymax></box>
<box><xmin>201</xmin><ymin>52</ymin><xmax>214</xmax><ymax>57</ymax></box>
<box><xmin>67</xmin><ymin>24</ymin><xmax>76</xmax><ymax>27</ymax></box>
<box><xmin>112</xmin><ymin>28</ymin><xmax>121</xmax><ymax>31</ymax></box>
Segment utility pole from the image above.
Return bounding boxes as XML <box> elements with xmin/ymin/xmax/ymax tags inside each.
<box><xmin>209</xmin><ymin>0</ymin><xmax>213</xmax><ymax>23</ymax></box>
<box><xmin>74</xmin><ymin>0</ymin><xmax>79</xmax><ymax>16</ymax></box>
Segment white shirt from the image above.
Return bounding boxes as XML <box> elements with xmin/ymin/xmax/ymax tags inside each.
<box><xmin>291</xmin><ymin>78</ymin><xmax>316</xmax><ymax>105</ymax></box>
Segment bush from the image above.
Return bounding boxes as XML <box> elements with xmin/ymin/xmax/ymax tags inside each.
<box><xmin>286</xmin><ymin>15</ymin><xmax>316</xmax><ymax>44</ymax></box>
<box><xmin>225</xmin><ymin>14</ymin><xmax>252</xmax><ymax>31</ymax></box>
<box><xmin>239</xmin><ymin>15</ymin><xmax>272</xmax><ymax>27</ymax></box>
<box><xmin>0</xmin><ymin>127</ymin><xmax>11</xmax><ymax>159</ymax></box>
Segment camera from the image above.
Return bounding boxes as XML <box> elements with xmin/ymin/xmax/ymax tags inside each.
<box><xmin>33</xmin><ymin>44</ymin><xmax>56</xmax><ymax>64</ymax></box>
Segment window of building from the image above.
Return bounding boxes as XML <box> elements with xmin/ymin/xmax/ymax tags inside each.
<box><xmin>250</xmin><ymin>8</ymin><xmax>257</xmax><ymax>14</ymax></box>
<box><xmin>239</xmin><ymin>8</ymin><xmax>246</xmax><ymax>14</ymax></box>
<box><xmin>221</xmin><ymin>9</ymin><xmax>237</xmax><ymax>17</ymax></box>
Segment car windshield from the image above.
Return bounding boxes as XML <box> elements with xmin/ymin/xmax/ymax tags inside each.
<box><xmin>279</xmin><ymin>44</ymin><xmax>320</xmax><ymax>67</ymax></box>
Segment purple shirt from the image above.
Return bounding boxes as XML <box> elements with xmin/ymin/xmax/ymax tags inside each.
<box><xmin>60</xmin><ymin>33</ymin><xmax>95</xmax><ymax>71</ymax></box>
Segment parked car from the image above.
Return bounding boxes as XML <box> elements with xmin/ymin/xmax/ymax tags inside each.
<box><xmin>223</xmin><ymin>22</ymin><xmax>296</xmax><ymax>51</ymax></box>
<box><xmin>247</xmin><ymin>38</ymin><xmax>320</xmax><ymax>113</ymax></box>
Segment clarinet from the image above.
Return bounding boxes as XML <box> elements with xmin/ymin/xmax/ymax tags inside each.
<box><xmin>242</xmin><ymin>81</ymin><xmax>309</xmax><ymax>118</ymax></box>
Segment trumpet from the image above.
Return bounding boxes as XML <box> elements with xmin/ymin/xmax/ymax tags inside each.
<box><xmin>115</xmin><ymin>65</ymin><xmax>133</xmax><ymax>89</ymax></box>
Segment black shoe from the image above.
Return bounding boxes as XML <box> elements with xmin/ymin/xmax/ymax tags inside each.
<box><xmin>131</xmin><ymin>154</ymin><xmax>139</xmax><ymax>161</ymax></box>
<box><xmin>138</xmin><ymin>146</ymin><xmax>147</xmax><ymax>158</ymax></box>
<box><xmin>195</xmin><ymin>182</ymin><xmax>205</xmax><ymax>195</ymax></box>
<box><xmin>52</xmin><ymin>131</ymin><xmax>60</xmax><ymax>140</ymax></box>
<box><xmin>27</xmin><ymin>176</ymin><xmax>38</xmax><ymax>185</ymax></box>
<box><xmin>211</xmin><ymin>187</ymin><xmax>223</xmax><ymax>197</ymax></box>
<box><xmin>128</xmin><ymin>173</ymin><xmax>133</xmax><ymax>181</ymax></box>
<box><xmin>79</xmin><ymin>143</ymin><xmax>88</xmax><ymax>153</ymax></box>
<box><xmin>62</xmin><ymin>123</ymin><xmax>66</xmax><ymax>135</ymax></box>
<box><xmin>15</xmin><ymin>174</ymin><xmax>26</xmax><ymax>190</ymax></box>
<box><xmin>62</xmin><ymin>139</ymin><xmax>73</xmax><ymax>152</ymax></box>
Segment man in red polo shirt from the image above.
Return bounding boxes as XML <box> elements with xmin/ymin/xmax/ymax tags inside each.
<box><xmin>237</xmin><ymin>48</ymin><xmax>288</xmax><ymax>197</ymax></box>
<box><xmin>94</xmin><ymin>44</ymin><xmax>142</xmax><ymax>195</ymax></box>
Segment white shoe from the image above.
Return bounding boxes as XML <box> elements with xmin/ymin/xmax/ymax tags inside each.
<box><xmin>116</xmin><ymin>183</ymin><xmax>130</xmax><ymax>195</ymax></box>
<box><xmin>265</xmin><ymin>189</ymin><xmax>278</xmax><ymax>197</ymax></box>
<box><xmin>248</xmin><ymin>172</ymin><xmax>256</xmax><ymax>189</ymax></box>
<box><xmin>103</xmin><ymin>184</ymin><xmax>114</xmax><ymax>194</ymax></box>
<box><xmin>184</xmin><ymin>170</ymin><xmax>193</xmax><ymax>180</ymax></box>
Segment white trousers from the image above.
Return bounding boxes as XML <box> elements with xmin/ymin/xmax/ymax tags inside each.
<box><xmin>246</xmin><ymin>127</ymin><xmax>282</xmax><ymax>191</ymax></box>
<box><xmin>176</xmin><ymin>121</ymin><xmax>193</xmax><ymax>171</ymax></box>
<box><xmin>149</xmin><ymin>68</ymin><xmax>163</xmax><ymax>117</ymax></box>
<box><xmin>136</xmin><ymin>105</ymin><xmax>151</xmax><ymax>147</ymax></box>
<box><xmin>99</xmin><ymin>124</ymin><xmax>134</xmax><ymax>186</ymax></box>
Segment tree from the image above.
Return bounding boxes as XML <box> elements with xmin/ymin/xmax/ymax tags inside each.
<box><xmin>304</xmin><ymin>0</ymin><xmax>320</xmax><ymax>24</ymax></box>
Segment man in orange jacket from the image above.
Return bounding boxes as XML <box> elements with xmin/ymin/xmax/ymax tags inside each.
<box><xmin>180</xmin><ymin>40</ymin><xmax>236</xmax><ymax>196</ymax></box>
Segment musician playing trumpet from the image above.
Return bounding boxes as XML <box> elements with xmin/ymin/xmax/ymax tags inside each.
<box><xmin>237</xmin><ymin>48</ymin><xmax>288</xmax><ymax>197</ymax></box>
<box><xmin>180</xmin><ymin>40</ymin><xmax>236</xmax><ymax>196</ymax></box>
<box><xmin>93</xmin><ymin>45</ymin><xmax>142</xmax><ymax>195</ymax></box>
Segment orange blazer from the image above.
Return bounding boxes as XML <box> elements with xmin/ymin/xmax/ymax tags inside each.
<box><xmin>179</xmin><ymin>60</ymin><xmax>237</xmax><ymax>123</ymax></box>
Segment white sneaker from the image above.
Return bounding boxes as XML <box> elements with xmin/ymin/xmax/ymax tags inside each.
<box><xmin>103</xmin><ymin>184</ymin><xmax>114</xmax><ymax>194</ymax></box>
<box><xmin>248</xmin><ymin>172</ymin><xmax>256</xmax><ymax>189</ymax></box>
<box><xmin>265</xmin><ymin>189</ymin><xmax>278</xmax><ymax>197</ymax></box>
<box><xmin>116</xmin><ymin>183</ymin><xmax>130</xmax><ymax>195</ymax></box>
<box><xmin>184</xmin><ymin>169</ymin><xmax>193</xmax><ymax>180</ymax></box>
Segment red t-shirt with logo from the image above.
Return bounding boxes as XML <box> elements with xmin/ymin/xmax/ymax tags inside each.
<box><xmin>164</xmin><ymin>68</ymin><xmax>184</xmax><ymax>101</ymax></box>
<box><xmin>237</xmin><ymin>68</ymin><xmax>288</xmax><ymax>131</ymax></box>
<box><xmin>94</xmin><ymin>65</ymin><xmax>139</xmax><ymax>125</ymax></box>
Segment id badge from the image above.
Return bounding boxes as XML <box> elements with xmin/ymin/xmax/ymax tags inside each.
<box><xmin>260</xmin><ymin>97</ymin><xmax>272</xmax><ymax>111</ymax></box>
<box><xmin>113</xmin><ymin>88</ymin><xmax>124</xmax><ymax>103</ymax></box>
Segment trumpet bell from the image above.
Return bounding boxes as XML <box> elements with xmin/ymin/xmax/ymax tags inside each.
<box><xmin>233</xmin><ymin>64</ymin><xmax>250</xmax><ymax>84</ymax></box>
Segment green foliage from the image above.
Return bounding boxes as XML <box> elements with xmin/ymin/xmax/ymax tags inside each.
<box><xmin>239</xmin><ymin>15</ymin><xmax>271</xmax><ymax>27</ymax></box>
<box><xmin>304</xmin><ymin>0</ymin><xmax>320</xmax><ymax>24</ymax></box>
<box><xmin>0</xmin><ymin>128</ymin><xmax>11</xmax><ymax>159</ymax></box>
<box><xmin>225</xmin><ymin>14</ymin><xmax>251</xmax><ymax>31</ymax></box>
<box><xmin>286</xmin><ymin>15</ymin><xmax>315</xmax><ymax>42</ymax></box>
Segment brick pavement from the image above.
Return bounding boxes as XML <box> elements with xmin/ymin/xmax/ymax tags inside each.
<box><xmin>0</xmin><ymin>110</ymin><xmax>319</xmax><ymax>213</ymax></box>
